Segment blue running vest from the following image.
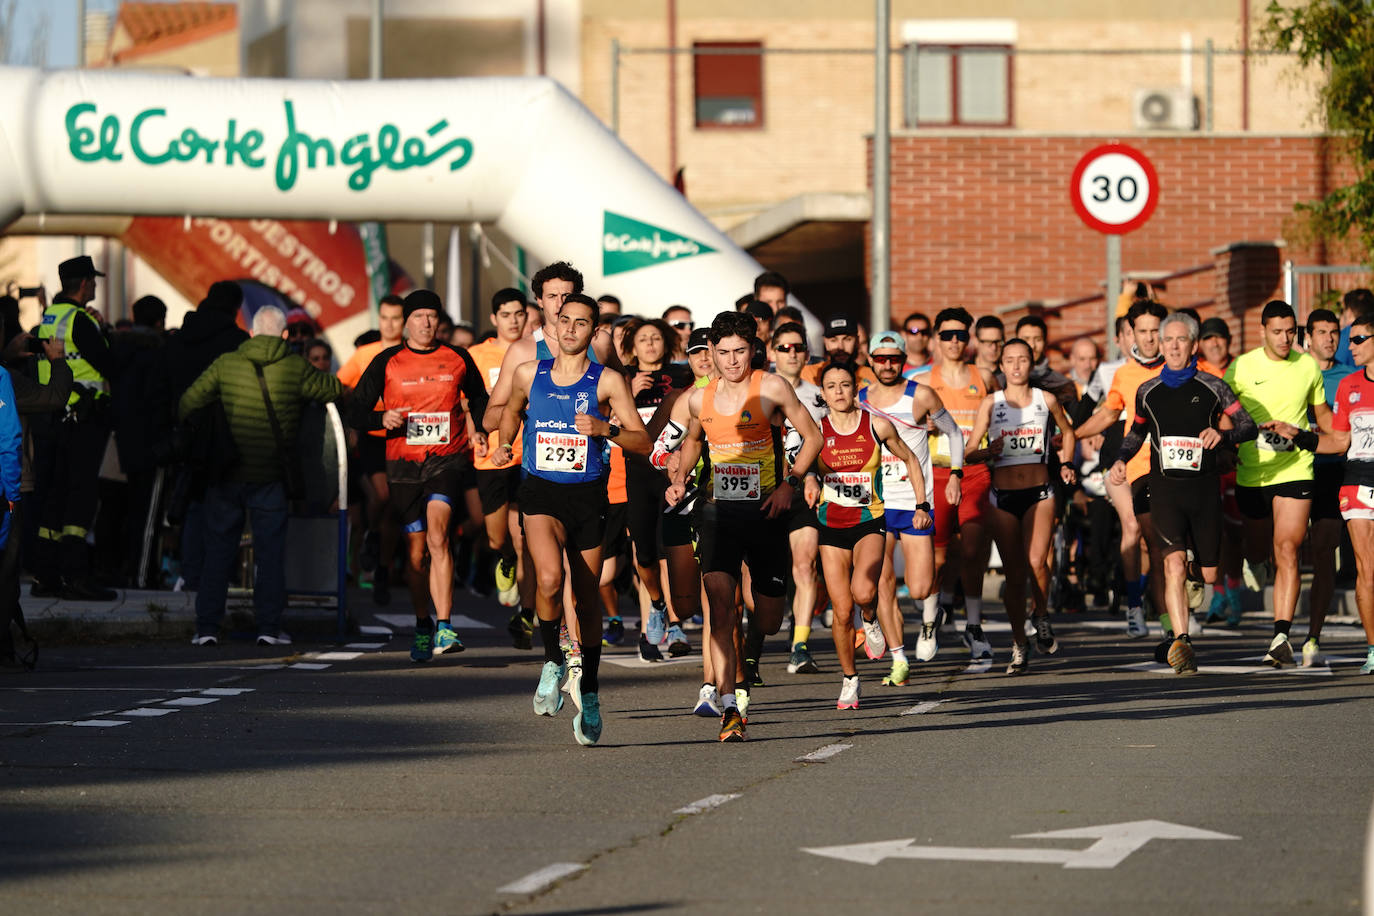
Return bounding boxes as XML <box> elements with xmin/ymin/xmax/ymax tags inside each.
<box><xmin>523</xmin><ymin>359</ymin><xmax>609</xmax><ymax>484</ymax></box>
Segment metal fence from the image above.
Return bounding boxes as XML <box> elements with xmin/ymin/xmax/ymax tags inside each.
<box><xmin>1283</xmin><ymin>262</ymin><xmax>1374</xmax><ymax>324</ymax></box>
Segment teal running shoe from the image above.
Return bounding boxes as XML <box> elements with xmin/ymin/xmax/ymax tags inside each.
<box><xmin>1203</xmin><ymin>590</ymin><xmax>1228</xmax><ymax>625</ymax></box>
<box><xmin>533</xmin><ymin>660</ymin><xmax>566</xmax><ymax>716</ymax></box>
<box><xmin>573</xmin><ymin>692</ymin><xmax>602</xmax><ymax>746</ymax></box>
<box><xmin>411</xmin><ymin>622</ymin><xmax>434</xmax><ymax>662</ymax></box>
<box><xmin>433</xmin><ymin>622</ymin><xmax>464</xmax><ymax>655</ymax></box>
<box><xmin>1360</xmin><ymin>647</ymin><xmax>1374</xmax><ymax>675</ymax></box>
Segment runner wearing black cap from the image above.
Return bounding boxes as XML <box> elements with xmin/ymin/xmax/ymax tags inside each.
<box><xmin>348</xmin><ymin>290</ymin><xmax>490</xmax><ymax>662</ymax></box>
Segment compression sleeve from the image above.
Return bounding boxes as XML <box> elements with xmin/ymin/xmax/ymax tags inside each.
<box><xmin>650</xmin><ymin>420</ymin><xmax>686</xmax><ymax>469</ymax></box>
<box><xmin>930</xmin><ymin>408</ymin><xmax>965</xmax><ymax>470</ymax></box>
<box><xmin>1114</xmin><ymin>390</ymin><xmax>1149</xmax><ymax>465</ymax></box>
<box><xmin>1218</xmin><ymin>386</ymin><xmax>1259</xmax><ymax>447</ymax></box>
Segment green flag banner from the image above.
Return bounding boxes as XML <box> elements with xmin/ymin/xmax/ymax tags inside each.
<box><xmin>602</xmin><ymin>210</ymin><xmax>715</xmax><ymax>277</ymax></box>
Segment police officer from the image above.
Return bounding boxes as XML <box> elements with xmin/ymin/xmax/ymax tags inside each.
<box><xmin>32</xmin><ymin>255</ymin><xmax>118</xmax><ymax>601</ymax></box>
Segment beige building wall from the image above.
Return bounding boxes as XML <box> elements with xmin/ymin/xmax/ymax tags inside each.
<box><xmin>580</xmin><ymin>3</ymin><xmax>1322</xmax><ymax>225</ymax></box>
<box><xmin>105</xmin><ymin>28</ymin><xmax>241</xmax><ymax>77</ymax></box>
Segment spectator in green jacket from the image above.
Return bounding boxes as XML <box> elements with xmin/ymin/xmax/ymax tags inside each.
<box><xmin>178</xmin><ymin>305</ymin><xmax>342</xmax><ymax>646</ymax></box>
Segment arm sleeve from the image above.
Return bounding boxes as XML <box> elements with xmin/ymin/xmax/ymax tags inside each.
<box><xmin>1114</xmin><ymin>391</ymin><xmax>1149</xmax><ymax>464</ymax></box>
<box><xmin>12</xmin><ymin>358</ymin><xmax>73</xmax><ymax>415</ymax></box>
<box><xmin>71</xmin><ymin>312</ymin><xmax>117</xmax><ymax>379</ymax></box>
<box><xmin>346</xmin><ymin>350</ymin><xmax>389</xmax><ymax>431</ymax></box>
<box><xmin>0</xmin><ymin>370</ymin><xmax>23</xmax><ymax>502</ymax></box>
<box><xmin>177</xmin><ymin>357</ymin><xmax>222</xmax><ymax>420</ymax></box>
<box><xmin>930</xmin><ymin>407</ymin><xmax>965</xmax><ymax>470</ymax></box>
<box><xmin>458</xmin><ymin>349</ymin><xmax>489</xmax><ymax>422</ymax></box>
<box><xmin>301</xmin><ymin>361</ymin><xmax>344</xmax><ymax>404</ymax></box>
<box><xmin>650</xmin><ymin>420</ymin><xmax>686</xmax><ymax>469</ymax></box>
<box><xmin>1218</xmin><ymin>383</ymin><xmax>1259</xmax><ymax>446</ymax></box>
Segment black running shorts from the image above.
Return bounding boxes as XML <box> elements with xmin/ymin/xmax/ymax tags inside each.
<box><xmin>1235</xmin><ymin>479</ymin><xmax>1314</xmax><ymax>521</ymax></box>
<box><xmin>696</xmin><ymin>500</ymin><xmax>788</xmax><ymax>598</ymax></box>
<box><xmin>476</xmin><ymin>466</ymin><xmax>522</xmax><ymax>515</ymax></box>
<box><xmin>1149</xmin><ymin>474</ymin><xmax>1222</xmax><ymax>567</ymax></box>
<box><xmin>518</xmin><ymin>475</ymin><xmax>608</xmax><ymax>553</ymax></box>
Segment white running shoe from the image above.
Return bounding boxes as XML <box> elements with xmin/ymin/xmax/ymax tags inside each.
<box><xmin>1264</xmin><ymin>632</ymin><xmax>1295</xmax><ymax>668</ymax></box>
<box><xmin>1125</xmin><ymin>606</ymin><xmax>1149</xmax><ymax>639</ymax></box>
<box><xmin>1006</xmin><ymin>642</ymin><xmax>1029</xmax><ymax>674</ymax></box>
<box><xmin>915</xmin><ymin>622</ymin><xmax>938</xmax><ymax>661</ymax></box>
<box><xmin>862</xmin><ymin>616</ymin><xmax>886</xmax><ymax>660</ymax></box>
<box><xmin>961</xmin><ymin>629</ymin><xmax>993</xmax><ymax>660</ymax></box>
<box><xmin>837</xmin><ymin>675</ymin><xmax>861</xmax><ymax>710</ymax></box>
<box><xmin>693</xmin><ymin>684</ymin><xmax>721</xmax><ymax>717</ymax></box>
<box><xmin>562</xmin><ymin>658</ymin><xmax>584</xmax><ymax>713</ymax></box>
<box><xmin>735</xmin><ymin>688</ymin><xmax>751</xmax><ymax>723</ymax></box>
<box><xmin>1301</xmin><ymin>638</ymin><xmax>1321</xmax><ymax>668</ymax></box>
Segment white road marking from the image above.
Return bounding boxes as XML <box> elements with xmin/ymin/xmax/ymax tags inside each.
<box><xmin>118</xmin><ymin>708</ymin><xmax>178</xmax><ymax>717</ymax></box>
<box><xmin>900</xmin><ymin>700</ymin><xmax>946</xmax><ymax>716</ymax></box>
<box><xmin>496</xmin><ymin>862</ymin><xmax>587</xmax><ymax>894</ymax></box>
<box><xmin>374</xmin><ymin>613</ymin><xmax>493</xmax><ymax>630</ymax></box>
<box><xmin>962</xmin><ymin>660</ymin><xmax>993</xmax><ymax>673</ymax></box>
<box><xmin>251</xmin><ymin>664</ymin><xmax>287</xmax><ymax>670</ymax></box>
<box><xmin>796</xmin><ymin>743</ymin><xmax>853</xmax><ymax>762</ymax></box>
<box><xmin>162</xmin><ymin>697</ymin><xmax>220</xmax><ymax>706</ymax></box>
<box><xmin>70</xmin><ymin>719</ymin><xmax>129</xmax><ymax>728</ymax></box>
<box><xmin>314</xmin><ymin>651</ymin><xmax>363</xmax><ymax>661</ymax></box>
<box><xmin>1119</xmin><ymin>661</ymin><xmax>1335</xmax><ymax>676</ymax></box>
<box><xmin>345</xmin><ymin>642</ymin><xmax>387</xmax><ymax>649</ymax></box>
<box><xmin>0</xmin><ymin>687</ymin><xmax>167</xmax><ymax>692</ymax></box>
<box><xmin>600</xmin><ymin>654</ymin><xmax>699</xmax><ymax>669</ymax></box>
<box><xmin>290</xmin><ymin>662</ymin><xmax>331</xmax><ymax>670</ymax></box>
<box><xmin>200</xmin><ymin>688</ymin><xmax>254</xmax><ymax>696</ymax></box>
<box><xmin>449</xmin><ymin>615</ymin><xmax>494</xmax><ymax>630</ymax></box>
<box><xmin>374</xmin><ymin>614</ymin><xmax>419</xmax><ymax>629</ymax></box>
<box><xmin>674</xmin><ymin>793</ymin><xmax>741</xmax><ymax>815</ymax></box>
<box><xmin>357</xmin><ymin>625</ymin><xmax>393</xmax><ymax>636</ymax></box>
<box><xmin>803</xmin><ymin>820</ymin><xmax>1238</xmax><ymax>869</ymax></box>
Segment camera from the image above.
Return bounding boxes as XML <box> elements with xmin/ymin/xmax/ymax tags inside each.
<box><xmin>25</xmin><ymin>336</ymin><xmax>46</xmax><ymax>355</ymax></box>
<box><xmin>16</xmin><ymin>286</ymin><xmax>43</xmax><ymax>299</ymax></box>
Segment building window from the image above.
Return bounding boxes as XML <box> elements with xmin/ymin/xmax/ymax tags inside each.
<box><xmin>694</xmin><ymin>41</ymin><xmax>763</xmax><ymax>128</ymax></box>
<box><xmin>905</xmin><ymin>44</ymin><xmax>1012</xmax><ymax>127</ymax></box>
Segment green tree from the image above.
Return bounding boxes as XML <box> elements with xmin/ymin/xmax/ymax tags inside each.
<box><xmin>1262</xmin><ymin>0</ymin><xmax>1374</xmax><ymax>263</ymax></box>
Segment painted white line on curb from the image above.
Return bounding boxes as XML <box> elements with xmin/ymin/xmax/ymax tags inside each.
<box><xmin>200</xmin><ymin>688</ymin><xmax>255</xmax><ymax>696</ymax></box>
<box><xmin>675</xmin><ymin>793</ymin><xmax>741</xmax><ymax>815</ymax></box>
<box><xmin>119</xmin><ymin>708</ymin><xmax>178</xmax><ymax>717</ymax></box>
<box><xmin>901</xmin><ymin>700</ymin><xmax>946</xmax><ymax>717</ymax></box>
<box><xmin>357</xmin><ymin>625</ymin><xmax>392</xmax><ymax>636</ymax></box>
<box><xmin>70</xmin><ymin>719</ymin><xmax>129</xmax><ymax>728</ymax></box>
<box><xmin>496</xmin><ymin>862</ymin><xmax>587</xmax><ymax>895</ymax></box>
<box><xmin>162</xmin><ymin>697</ymin><xmax>219</xmax><ymax>707</ymax></box>
<box><xmin>315</xmin><ymin>652</ymin><xmax>363</xmax><ymax>661</ymax></box>
<box><xmin>290</xmin><ymin>662</ymin><xmax>331</xmax><ymax>670</ymax></box>
<box><xmin>345</xmin><ymin>642</ymin><xmax>387</xmax><ymax>649</ymax></box>
<box><xmin>796</xmin><ymin>743</ymin><xmax>853</xmax><ymax>762</ymax></box>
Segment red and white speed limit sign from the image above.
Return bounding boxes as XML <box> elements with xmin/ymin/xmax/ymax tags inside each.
<box><xmin>1070</xmin><ymin>144</ymin><xmax>1159</xmax><ymax>235</ymax></box>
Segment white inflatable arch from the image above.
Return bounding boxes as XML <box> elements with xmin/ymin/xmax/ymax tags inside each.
<box><xmin>0</xmin><ymin>66</ymin><xmax>815</xmax><ymax>334</ymax></box>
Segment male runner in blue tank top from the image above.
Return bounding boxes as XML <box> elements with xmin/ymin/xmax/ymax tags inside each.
<box><xmin>491</xmin><ymin>294</ymin><xmax>650</xmax><ymax>747</ymax></box>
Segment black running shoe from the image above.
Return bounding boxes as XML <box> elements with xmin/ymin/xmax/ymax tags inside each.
<box><xmin>744</xmin><ymin>658</ymin><xmax>764</xmax><ymax>688</ymax></box>
<box><xmin>507</xmin><ymin>612</ymin><xmax>533</xmax><ymax>650</ymax></box>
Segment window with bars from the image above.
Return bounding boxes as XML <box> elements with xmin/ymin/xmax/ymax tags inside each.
<box><xmin>905</xmin><ymin>44</ymin><xmax>1013</xmax><ymax>127</ymax></box>
<box><xmin>694</xmin><ymin>41</ymin><xmax>763</xmax><ymax>128</ymax></box>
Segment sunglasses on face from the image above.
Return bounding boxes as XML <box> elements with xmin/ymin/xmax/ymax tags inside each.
<box><xmin>1351</xmin><ymin>333</ymin><xmax>1373</xmax><ymax>345</ymax></box>
<box><xmin>871</xmin><ymin>353</ymin><xmax>905</xmax><ymax>364</ymax></box>
<box><xmin>773</xmin><ymin>343</ymin><xmax>806</xmax><ymax>354</ymax></box>
<box><xmin>670</xmin><ymin>321</ymin><xmax>694</xmax><ymax>330</ymax></box>
<box><xmin>938</xmin><ymin>329</ymin><xmax>971</xmax><ymax>342</ymax></box>
<box><xmin>905</xmin><ymin>327</ymin><xmax>930</xmax><ymax>336</ymax></box>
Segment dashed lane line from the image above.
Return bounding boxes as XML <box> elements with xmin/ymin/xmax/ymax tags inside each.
<box><xmin>796</xmin><ymin>743</ymin><xmax>853</xmax><ymax>763</ymax></box>
<box><xmin>674</xmin><ymin>793</ymin><xmax>741</xmax><ymax>815</ymax></box>
<box><xmin>496</xmin><ymin>863</ymin><xmax>587</xmax><ymax>895</ymax></box>
<box><xmin>900</xmin><ymin>700</ymin><xmax>946</xmax><ymax>716</ymax></box>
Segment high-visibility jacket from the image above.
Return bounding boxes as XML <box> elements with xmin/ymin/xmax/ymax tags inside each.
<box><xmin>37</xmin><ymin>299</ymin><xmax>108</xmax><ymax>407</ymax></box>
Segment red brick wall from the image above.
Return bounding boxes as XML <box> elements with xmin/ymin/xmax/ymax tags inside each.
<box><xmin>871</xmin><ymin>134</ymin><xmax>1353</xmax><ymax>352</ymax></box>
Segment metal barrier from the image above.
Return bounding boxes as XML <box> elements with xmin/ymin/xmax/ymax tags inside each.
<box><xmin>1283</xmin><ymin>262</ymin><xmax>1374</xmax><ymax>323</ymax></box>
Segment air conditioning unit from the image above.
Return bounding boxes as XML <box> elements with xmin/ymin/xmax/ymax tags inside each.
<box><xmin>1132</xmin><ymin>87</ymin><xmax>1198</xmax><ymax>130</ymax></box>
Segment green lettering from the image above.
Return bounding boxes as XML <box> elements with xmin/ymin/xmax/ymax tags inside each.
<box><xmin>64</xmin><ymin>102</ymin><xmax>121</xmax><ymax>163</ymax></box>
<box><xmin>224</xmin><ymin>119</ymin><xmax>265</xmax><ymax>168</ymax></box>
<box><xmin>274</xmin><ymin>99</ymin><xmax>334</xmax><ymax>192</ymax></box>
<box><xmin>130</xmin><ymin>108</ymin><xmax>173</xmax><ymax>164</ymax></box>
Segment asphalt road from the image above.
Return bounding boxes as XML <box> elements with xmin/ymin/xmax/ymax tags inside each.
<box><xmin>1</xmin><ymin>592</ymin><xmax>1370</xmax><ymax>915</ymax></box>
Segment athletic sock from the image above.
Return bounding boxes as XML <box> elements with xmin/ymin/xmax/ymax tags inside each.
<box><xmin>792</xmin><ymin>624</ymin><xmax>811</xmax><ymax>647</ymax></box>
<box><xmin>608</xmin><ymin>614</ymin><xmax>622</xmax><ymax>625</ymax></box>
<box><xmin>581</xmin><ymin>643</ymin><xmax>601</xmax><ymax>694</ymax></box>
<box><xmin>938</xmin><ymin>589</ymin><xmax>955</xmax><ymax>609</ymax></box>
<box><xmin>744</xmin><ymin>617</ymin><xmax>765</xmax><ymax>666</ymax></box>
<box><xmin>1126</xmin><ymin>578</ymin><xmax>1145</xmax><ymax>608</ymax></box>
<box><xmin>1213</xmin><ymin>583</ymin><xmax>1225</xmax><ymax>594</ymax></box>
<box><xmin>415</xmin><ymin>615</ymin><xmax>433</xmax><ymax>632</ymax></box>
<box><xmin>966</xmin><ymin>624</ymin><xmax>985</xmax><ymax>640</ymax></box>
<box><xmin>520</xmin><ymin>606</ymin><xmax>535</xmax><ymax>623</ymax></box>
<box><xmin>922</xmin><ymin>594</ymin><xmax>939</xmax><ymax>625</ymax></box>
<box><xmin>499</xmin><ymin>542</ymin><xmax>517</xmax><ymax>567</ymax></box>
<box><xmin>651</xmin><ymin>596</ymin><xmax>667</xmax><ymax>611</ymax></box>
<box><xmin>539</xmin><ymin>618</ymin><xmax>565</xmax><ymax>665</ymax></box>
<box><xmin>1225</xmin><ymin>576</ymin><xmax>1242</xmax><ymax>590</ymax></box>
<box><xmin>964</xmin><ymin>597</ymin><xmax>983</xmax><ymax>627</ymax></box>
<box><xmin>721</xmin><ymin>691</ymin><xmax>738</xmax><ymax>711</ymax></box>
<box><xmin>890</xmin><ymin>645</ymin><xmax>908</xmax><ymax>665</ymax></box>
<box><xmin>1274</xmin><ymin>620</ymin><xmax>1291</xmax><ymax>638</ymax></box>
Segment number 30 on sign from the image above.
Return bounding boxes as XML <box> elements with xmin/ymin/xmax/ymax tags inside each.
<box><xmin>1070</xmin><ymin>144</ymin><xmax>1159</xmax><ymax>235</ymax></box>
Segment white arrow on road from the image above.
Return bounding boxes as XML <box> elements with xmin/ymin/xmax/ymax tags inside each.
<box><xmin>802</xmin><ymin>820</ymin><xmax>1238</xmax><ymax>870</ymax></box>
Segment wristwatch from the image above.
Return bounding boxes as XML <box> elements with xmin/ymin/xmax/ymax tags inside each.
<box><xmin>914</xmin><ymin>502</ymin><xmax>932</xmax><ymax>512</ymax></box>
<box><xmin>607</xmin><ymin>423</ymin><xmax>621</xmax><ymax>439</ymax></box>
<box><xmin>785</xmin><ymin>474</ymin><xmax>800</xmax><ymax>488</ymax></box>
<box><xmin>949</xmin><ymin>468</ymin><xmax>964</xmax><ymax>478</ymax></box>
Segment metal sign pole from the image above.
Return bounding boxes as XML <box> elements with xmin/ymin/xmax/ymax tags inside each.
<box><xmin>1106</xmin><ymin>234</ymin><xmax>1121</xmax><ymax>360</ymax></box>
<box><xmin>871</xmin><ymin>0</ymin><xmax>891</xmax><ymax>335</ymax></box>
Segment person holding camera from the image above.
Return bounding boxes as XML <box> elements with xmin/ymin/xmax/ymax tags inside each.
<box><xmin>31</xmin><ymin>256</ymin><xmax>118</xmax><ymax>602</ymax></box>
